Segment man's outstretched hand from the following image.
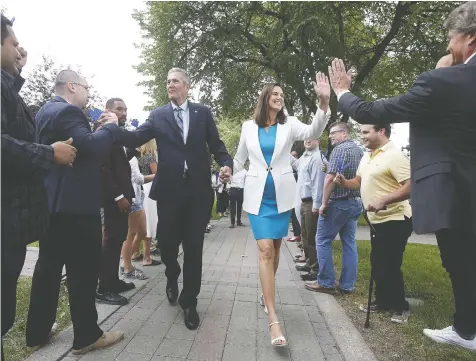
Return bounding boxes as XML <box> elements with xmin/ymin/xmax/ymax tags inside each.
<box><xmin>328</xmin><ymin>58</ymin><xmax>353</xmax><ymax>96</ymax></box>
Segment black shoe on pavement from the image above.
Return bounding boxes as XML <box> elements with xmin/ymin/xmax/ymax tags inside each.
<box><xmin>300</xmin><ymin>272</ymin><xmax>318</xmax><ymax>281</ymax></box>
<box><xmin>295</xmin><ymin>264</ymin><xmax>311</xmax><ymax>272</ymax></box>
<box><xmin>96</xmin><ymin>292</ymin><xmax>128</xmax><ymax>305</ymax></box>
<box><xmin>183</xmin><ymin>308</ymin><xmax>200</xmax><ymax>330</ymax></box>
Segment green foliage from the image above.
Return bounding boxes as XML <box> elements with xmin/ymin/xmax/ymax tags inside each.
<box><xmin>134</xmin><ymin>1</ymin><xmax>461</xmax><ymax>124</ymax></box>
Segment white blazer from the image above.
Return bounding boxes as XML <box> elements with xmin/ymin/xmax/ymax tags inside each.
<box><xmin>233</xmin><ymin>108</ymin><xmax>331</xmax><ymax>215</ymax></box>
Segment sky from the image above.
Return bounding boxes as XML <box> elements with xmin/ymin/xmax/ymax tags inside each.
<box><xmin>2</xmin><ymin>1</ymin><xmax>410</xmax><ymax>149</ymax></box>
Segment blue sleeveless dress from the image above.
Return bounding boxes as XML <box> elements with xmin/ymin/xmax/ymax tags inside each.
<box><xmin>248</xmin><ymin>124</ymin><xmax>293</xmax><ymax>240</ymax></box>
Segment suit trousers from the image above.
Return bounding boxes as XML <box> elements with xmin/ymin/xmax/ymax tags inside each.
<box><xmin>98</xmin><ymin>202</ymin><xmax>129</xmax><ymax>290</ymax></box>
<box><xmin>229</xmin><ymin>187</ymin><xmax>244</xmax><ymax>225</ymax></box>
<box><xmin>157</xmin><ymin>178</ymin><xmax>213</xmax><ymax>309</ymax></box>
<box><xmin>300</xmin><ymin>200</ymin><xmax>318</xmax><ymax>270</ymax></box>
<box><xmin>26</xmin><ymin>213</ymin><xmax>103</xmax><ymax>349</ymax></box>
<box><xmin>1</xmin><ymin>241</ymin><xmax>27</xmax><ymax>360</ymax></box>
<box><xmin>370</xmin><ymin>217</ymin><xmax>412</xmax><ymax>312</ymax></box>
<box><xmin>290</xmin><ymin>209</ymin><xmax>301</xmax><ymax>237</ymax></box>
<box><xmin>436</xmin><ymin>228</ymin><xmax>476</xmax><ymax>338</ymax></box>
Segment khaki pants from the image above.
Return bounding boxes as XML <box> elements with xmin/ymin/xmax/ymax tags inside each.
<box><xmin>300</xmin><ymin>200</ymin><xmax>318</xmax><ymax>270</ymax></box>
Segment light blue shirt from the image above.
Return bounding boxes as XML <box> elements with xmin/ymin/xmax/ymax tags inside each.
<box><xmin>297</xmin><ymin>148</ymin><xmax>327</xmax><ymax>210</ymax></box>
<box><xmin>171</xmin><ymin>100</ymin><xmax>190</xmax><ymax>170</ymax></box>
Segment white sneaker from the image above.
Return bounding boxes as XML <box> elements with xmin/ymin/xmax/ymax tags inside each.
<box><xmin>423</xmin><ymin>326</ymin><xmax>476</xmax><ymax>351</ymax></box>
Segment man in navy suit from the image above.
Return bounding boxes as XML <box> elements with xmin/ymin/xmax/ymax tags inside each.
<box><xmin>27</xmin><ymin>70</ymin><xmax>125</xmax><ymax>355</ymax></box>
<box><xmin>329</xmin><ymin>2</ymin><xmax>476</xmax><ymax>350</ymax></box>
<box><xmin>117</xmin><ymin>68</ymin><xmax>232</xmax><ymax>330</ymax></box>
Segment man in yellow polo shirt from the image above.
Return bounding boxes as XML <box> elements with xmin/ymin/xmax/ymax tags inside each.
<box><xmin>336</xmin><ymin>123</ymin><xmax>412</xmax><ymax>324</ymax></box>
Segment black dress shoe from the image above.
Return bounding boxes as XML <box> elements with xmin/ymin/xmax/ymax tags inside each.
<box><xmin>96</xmin><ymin>292</ymin><xmax>128</xmax><ymax>305</ymax></box>
<box><xmin>110</xmin><ymin>280</ymin><xmax>135</xmax><ymax>294</ymax></box>
<box><xmin>301</xmin><ymin>272</ymin><xmax>318</xmax><ymax>281</ymax></box>
<box><xmin>237</xmin><ymin>222</ymin><xmax>245</xmax><ymax>227</ymax></box>
<box><xmin>166</xmin><ymin>287</ymin><xmax>179</xmax><ymax>304</ymax></box>
<box><xmin>183</xmin><ymin>308</ymin><xmax>200</xmax><ymax>330</ymax></box>
<box><xmin>295</xmin><ymin>264</ymin><xmax>311</xmax><ymax>272</ymax></box>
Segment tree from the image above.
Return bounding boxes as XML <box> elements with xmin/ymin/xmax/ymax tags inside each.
<box><xmin>20</xmin><ymin>55</ymin><xmax>105</xmax><ymax>111</ymax></box>
<box><xmin>134</xmin><ymin>1</ymin><xmax>460</xmax><ymax>122</ymax></box>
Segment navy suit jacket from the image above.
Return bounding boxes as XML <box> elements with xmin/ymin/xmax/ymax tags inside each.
<box><xmin>338</xmin><ymin>55</ymin><xmax>476</xmax><ymax>234</ymax></box>
<box><xmin>36</xmin><ymin>96</ymin><xmax>119</xmax><ymax>215</ymax></box>
<box><xmin>117</xmin><ymin>102</ymin><xmax>232</xmax><ymax>203</ymax></box>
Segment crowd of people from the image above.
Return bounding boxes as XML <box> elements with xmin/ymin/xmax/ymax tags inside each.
<box><xmin>1</xmin><ymin>1</ymin><xmax>475</xmax><ymax>359</ymax></box>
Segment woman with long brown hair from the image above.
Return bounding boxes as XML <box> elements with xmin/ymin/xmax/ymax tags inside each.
<box><xmin>233</xmin><ymin>74</ymin><xmax>330</xmax><ymax>346</ymax></box>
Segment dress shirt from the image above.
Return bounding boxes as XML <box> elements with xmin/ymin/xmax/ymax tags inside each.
<box><xmin>171</xmin><ymin>100</ymin><xmax>190</xmax><ymax>171</ymax></box>
<box><xmin>230</xmin><ymin>169</ymin><xmax>247</xmax><ymax>189</ymax></box>
<box><xmin>297</xmin><ymin>148</ymin><xmax>324</xmax><ymax>209</ymax></box>
<box><xmin>465</xmin><ymin>52</ymin><xmax>476</xmax><ymax>64</ymax></box>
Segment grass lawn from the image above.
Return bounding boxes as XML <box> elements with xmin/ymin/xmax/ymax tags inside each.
<box><xmin>331</xmin><ymin>241</ymin><xmax>474</xmax><ymax>361</ymax></box>
<box><xmin>3</xmin><ymin>277</ymin><xmax>71</xmax><ymax>361</ymax></box>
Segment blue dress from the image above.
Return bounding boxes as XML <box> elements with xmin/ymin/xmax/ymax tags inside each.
<box><xmin>249</xmin><ymin>124</ymin><xmax>293</xmax><ymax>240</ymax></box>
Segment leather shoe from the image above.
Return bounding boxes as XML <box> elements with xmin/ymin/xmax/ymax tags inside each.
<box><xmin>166</xmin><ymin>286</ymin><xmax>178</xmax><ymax>304</ymax></box>
<box><xmin>96</xmin><ymin>291</ymin><xmax>128</xmax><ymax>305</ymax></box>
<box><xmin>295</xmin><ymin>264</ymin><xmax>311</xmax><ymax>272</ymax></box>
<box><xmin>109</xmin><ymin>280</ymin><xmax>135</xmax><ymax>294</ymax></box>
<box><xmin>183</xmin><ymin>308</ymin><xmax>200</xmax><ymax>330</ymax></box>
<box><xmin>301</xmin><ymin>272</ymin><xmax>317</xmax><ymax>281</ymax></box>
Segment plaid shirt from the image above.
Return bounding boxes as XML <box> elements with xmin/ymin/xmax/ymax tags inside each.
<box><xmin>327</xmin><ymin>140</ymin><xmax>363</xmax><ymax>200</ymax></box>
<box><xmin>1</xmin><ymin>71</ymin><xmax>55</xmax><ymax>245</ymax></box>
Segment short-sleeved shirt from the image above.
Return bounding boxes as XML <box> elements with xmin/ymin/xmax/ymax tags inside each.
<box><xmin>328</xmin><ymin>140</ymin><xmax>363</xmax><ymax>200</ymax></box>
<box><xmin>357</xmin><ymin>141</ymin><xmax>412</xmax><ymax>224</ymax></box>
<box><xmin>138</xmin><ymin>153</ymin><xmax>157</xmax><ymax>176</ymax></box>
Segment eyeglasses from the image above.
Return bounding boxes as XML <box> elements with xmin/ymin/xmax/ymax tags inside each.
<box><xmin>72</xmin><ymin>82</ymin><xmax>90</xmax><ymax>91</ymax></box>
<box><xmin>329</xmin><ymin>130</ymin><xmax>345</xmax><ymax>136</ymax></box>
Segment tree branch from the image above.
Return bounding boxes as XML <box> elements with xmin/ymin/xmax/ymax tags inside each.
<box><xmin>353</xmin><ymin>1</ymin><xmax>415</xmax><ymax>92</ymax></box>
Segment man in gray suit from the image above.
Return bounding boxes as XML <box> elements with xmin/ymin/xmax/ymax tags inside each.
<box><xmin>328</xmin><ymin>2</ymin><xmax>476</xmax><ymax>351</ymax></box>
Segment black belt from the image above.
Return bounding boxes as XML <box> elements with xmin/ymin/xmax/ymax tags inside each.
<box><xmin>301</xmin><ymin>197</ymin><xmax>313</xmax><ymax>202</ymax></box>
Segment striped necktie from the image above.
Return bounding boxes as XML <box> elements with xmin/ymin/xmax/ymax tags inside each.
<box><xmin>174</xmin><ymin>107</ymin><xmax>184</xmax><ymax>139</ymax></box>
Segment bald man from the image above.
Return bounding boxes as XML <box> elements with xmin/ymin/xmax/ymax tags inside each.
<box><xmin>26</xmin><ymin>70</ymin><xmax>125</xmax><ymax>355</ymax></box>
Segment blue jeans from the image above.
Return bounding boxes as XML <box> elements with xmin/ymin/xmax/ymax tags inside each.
<box><xmin>316</xmin><ymin>199</ymin><xmax>362</xmax><ymax>291</ymax></box>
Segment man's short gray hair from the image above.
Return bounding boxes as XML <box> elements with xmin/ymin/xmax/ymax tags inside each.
<box><xmin>168</xmin><ymin>67</ymin><xmax>190</xmax><ymax>85</ymax></box>
<box><xmin>55</xmin><ymin>69</ymin><xmax>82</xmax><ymax>92</ymax></box>
<box><xmin>444</xmin><ymin>2</ymin><xmax>476</xmax><ymax>36</ymax></box>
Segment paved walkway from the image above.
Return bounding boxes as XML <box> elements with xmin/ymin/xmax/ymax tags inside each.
<box><xmin>27</xmin><ymin>216</ymin><xmax>376</xmax><ymax>361</ymax></box>
<box><xmin>21</xmin><ymin>224</ymin><xmax>437</xmax><ymax>277</ymax></box>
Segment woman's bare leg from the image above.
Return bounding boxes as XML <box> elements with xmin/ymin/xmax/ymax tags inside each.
<box><xmin>273</xmin><ymin>238</ymin><xmax>282</xmax><ymax>275</ymax></box>
<box><xmin>122</xmin><ymin>211</ymin><xmax>140</xmax><ymax>273</ymax></box>
<box><xmin>257</xmin><ymin>239</ymin><xmax>286</xmax><ymax>345</ymax></box>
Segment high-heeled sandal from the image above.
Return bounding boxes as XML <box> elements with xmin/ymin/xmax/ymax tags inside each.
<box><xmin>259</xmin><ymin>294</ymin><xmax>268</xmax><ymax>314</ymax></box>
<box><xmin>269</xmin><ymin>321</ymin><xmax>287</xmax><ymax>347</ymax></box>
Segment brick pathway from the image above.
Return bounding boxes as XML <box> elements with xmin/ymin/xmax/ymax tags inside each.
<box><xmin>30</xmin><ymin>215</ymin><xmax>376</xmax><ymax>361</ymax></box>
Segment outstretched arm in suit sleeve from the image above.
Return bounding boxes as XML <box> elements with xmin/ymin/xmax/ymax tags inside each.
<box><xmin>291</xmin><ymin>107</ymin><xmax>331</xmax><ymax>142</ymax></box>
<box><xmin>339</xmin><ymin>72</ymin><xmax>436</xmax><ymax>124</ymax></box>
<box><xmin>233</xmin><ymin>123</ymin><xmax>248</xmax><ymax>174</ymax></box>
<box><xmin>115</xmin><ymin>113</ymin><xmax>156</xmax><ymax>149</ymax></box>
<box><xmin>205</xmin><ymin>107</ymin><xmax>233</xmax><ymax>168</ymax></box>
<box><xmin>60</xmin><ymin>107</ymin><xmax>116</xmax><ymax>156</ymax></box>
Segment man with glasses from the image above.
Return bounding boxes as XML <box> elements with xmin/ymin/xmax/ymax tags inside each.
<box><xmin>27</xmin><ymin>70</ymin><xmax>125</xmax><ymax>355</ymax></box>
<box><xmin>305</xmin><ymin>122</ymin><xmax>363</xmax><ymax>294</ymax></box>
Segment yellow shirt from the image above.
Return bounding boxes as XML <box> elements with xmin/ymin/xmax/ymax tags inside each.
<box><xmin>357</xmin><ymin>141</ymin><xmax>412</xmax><ymax>224</ymax></box>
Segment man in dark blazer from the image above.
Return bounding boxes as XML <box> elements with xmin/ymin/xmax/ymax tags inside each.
<box><xmin>328</xmin><ymin>2</ymin><xmax>476</xmax><ymax>350</ymax></box>
<box><xmin>116</xmin><ymin>67</ymin><xmax>232</xmax><ymax>330</ymax></box>
<box><xmin>1</xmin><ymin>16</ymin><xmax>77</xmax><ymax>358</ymax></box>
<box><xmin>26</xmin><ymin>70</ymin><xmax>125</xmax><ymax>355</ymax></box>
<box><xmin>96</xmin><ymin>98</ymin><xmax>136</xmax><ymax>306</ymax></box>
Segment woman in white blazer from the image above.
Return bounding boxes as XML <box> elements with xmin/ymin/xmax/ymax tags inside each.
<box><xmin>233</xmin><ymin>74</ymin><xmax>331</xmax><ymax>346</ymax></box>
